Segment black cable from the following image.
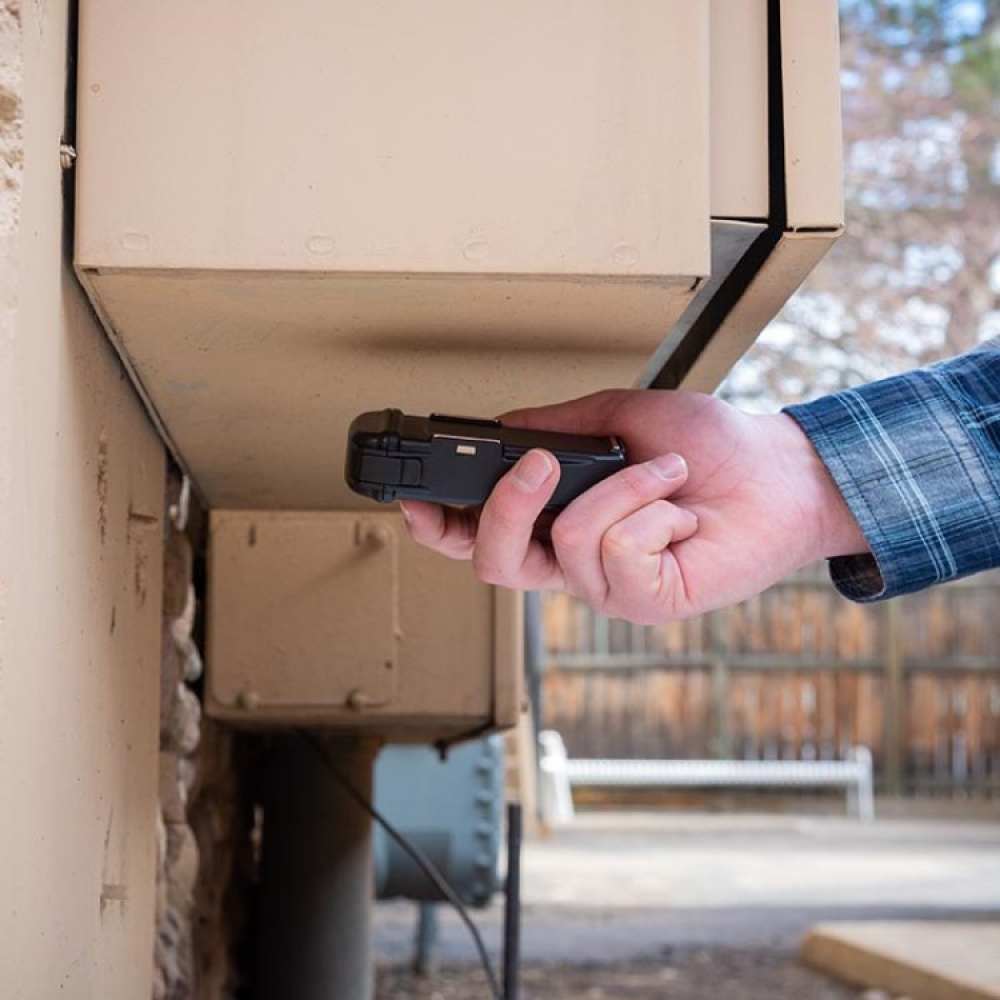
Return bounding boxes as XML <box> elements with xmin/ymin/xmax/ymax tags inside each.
<box><xmin>297</xmin><ymin>729</ymin><xmax>504</xmax><ymax>1000</ymax></box>
<box><xmin>502</xmin><ymin>803</ymin><xmax>523</xmax><ymax>1000</ymax></box>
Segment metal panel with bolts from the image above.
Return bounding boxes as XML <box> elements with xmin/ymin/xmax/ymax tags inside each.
<box><xmin>207</xmin><ymin>511</ymin><xmax>522</xmax><ymax>741</ymax></box>
<box><xmin>207</xmin><ymin>513</ymin><xmax>399</xmax><ymax>713</ymax></box>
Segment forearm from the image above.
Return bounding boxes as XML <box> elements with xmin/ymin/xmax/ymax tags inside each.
<box><xmin>784</xmin><ymin>339</ymin><xmax>1000</xmax><ymax>601</ymax></box>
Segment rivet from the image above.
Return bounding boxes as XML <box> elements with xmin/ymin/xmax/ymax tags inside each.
<box><xmin>237</xmin><ymin>690</ymin><xmax>261</xmax><ymax>711</ymax></box>
<box><xmin>613</xmin><ymin>242</ymin><xmax>639</xmax><ymax>266</ymax></box>
<box><xmin>306</xmin><ymin>234</ymin><xmax>336</xmax><ymax>255</ymax></box>
<box><xmin>362</xmin><ymin>524</ymin><xmax>391</xmax><ymax>549</ymax></box>
<box><xmin>120</xmin><ymin>232</ymin><xmax>151</xmax><ymax>252</ymax></box>
<box><xmin>462</xmin><ymin>239</ymin><xmax>490</xmax><ymax>261</ymax></box>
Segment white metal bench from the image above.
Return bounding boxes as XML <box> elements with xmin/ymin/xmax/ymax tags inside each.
<box><xmin>538</xmin><ymin>730</ymin><xmax>875</xmax><ymax>823</ymax></box>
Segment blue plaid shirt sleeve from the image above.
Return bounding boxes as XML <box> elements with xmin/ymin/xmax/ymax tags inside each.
<box><xmin>783</xmin><ymin>339</ymin><xmax>1000</xmax><ymax>601</ymax></box>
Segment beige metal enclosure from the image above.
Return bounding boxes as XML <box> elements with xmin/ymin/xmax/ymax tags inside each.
<box><xmin>74</xmin><ymin>0</ymin><xmax>842</xmax><ymax>511</ymax></box>
<box><xmin>73</xmin><ymin>0</ymin><xmax>843</xmax><ymax>735</ymax></box>
<box><xmin>207</xmin><ymin>511</ymin><xmax>521</xmax><ymax>741</ymax></box>
<box><xmin>75</xmin><ymin>0</ymin><xmax>711</xmax><ymax>511</ymax></box>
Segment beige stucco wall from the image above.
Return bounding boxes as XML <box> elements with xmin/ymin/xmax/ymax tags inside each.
<box><xmin>0</xmin><ymin>1</ymin><xmax>166</xmax><ymax>996</ymax></box>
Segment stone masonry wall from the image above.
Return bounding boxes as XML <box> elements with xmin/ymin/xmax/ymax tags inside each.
<box><xmin>157</xmin><ymin>470</ymin><xmax>255</xmax><ymax>999</ymax></box>
<box><xmin>156</xmin><ymin>469</ymin><xmax>204</xmax><ymax>999</ymax></box>
<box><xmin>0</xmin><ymin>0</ymin><xmax>21</xmax><ymax>246</ymax></box>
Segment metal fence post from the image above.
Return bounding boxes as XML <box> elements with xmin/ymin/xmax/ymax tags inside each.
<box><xmin>710</xmin><ymin>610</ymin><xmax>732</xmax><ymax>759</ymax></box>
<box><xmin>884</xmin><ymin>599</ymin><xmax>904</xmax><ymax>796</ymax></box>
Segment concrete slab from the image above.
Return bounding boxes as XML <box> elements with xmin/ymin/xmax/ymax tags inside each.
<box><xmin>375</xmin><ymin>811</ymin><xmax>1000</xmax><ymax>964</ymax></box>
<box><xmin>801</xmin><ymin>921</ymin><xmax>1000</xmax><ymax>1000</ymax></box>
<box><xmin>522</xmin><ymin>812</ymin><xmax>1000</xmax><ymax>910</ymax></box>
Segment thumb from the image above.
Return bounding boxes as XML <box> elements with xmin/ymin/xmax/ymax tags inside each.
<box><xmin>499</xmin><ymin>390</ymin><xmax>630</xmax><ymax>437</ymax></box>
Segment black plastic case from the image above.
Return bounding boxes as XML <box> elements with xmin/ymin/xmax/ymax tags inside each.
<box><xmin>345</xmin><ymin>409</ymin><xmax>626</xmax><ymax>509</ymax></box>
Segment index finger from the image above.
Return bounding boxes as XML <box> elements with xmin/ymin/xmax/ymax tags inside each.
<box><xmin>400</xmin><ymin>500</ymin><xmax>480</xmax><ymax>560</ymax></box>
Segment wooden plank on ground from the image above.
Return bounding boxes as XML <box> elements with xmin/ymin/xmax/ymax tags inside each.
<box><xmin>801</xmin><ymin>921</ymin><xmax>1000</xmax><ymax>1000</ymax></box>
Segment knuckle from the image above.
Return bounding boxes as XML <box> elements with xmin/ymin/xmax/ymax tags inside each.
<box><xmin>600</xmin><ymin>591</ymin><xmax>633</xmax><ymax>623</ymax></box>
<box><xmin>602</xmin><ymin>589</ymin><xmax>663</xmax><ymax>627</ymax></box>
<box><xmin>549</xmin><ymin>515</ymin><xmax>587</xmax><ymax>553</ymax></box>
<box><xmin>601</xmin><ymin>522</ymin><xmax>642</xmax><ymax>560</ymax></box>
<box><xmin>566</xmin><ymin>578</ymin><xmax>609</xmax><ymax>615</ymax></box>
<box><xmin>472</xmin><ymin>553</ymin><xmax>503</xmax><ymax>584</ymax></box>
<box><xmin>472</xmin><ymin>553</ymin><xmax>505</xmax><ymax>587</ymax></box>
<box><xmin>412</xmin><ymin>507</ymin><xmax>451</xmax><ymax>548</ymax></box>
<box><xmin>618</xmin><ymin>464</ymin><xmax>654</xmax><ymax>501</ymax></box>
<box><xmin>420</xmin><ymin>520</ymin><xmax>449</xmax><ymax>549</ymax></box>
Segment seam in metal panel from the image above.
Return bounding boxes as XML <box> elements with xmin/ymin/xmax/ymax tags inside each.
<box><xmin>648</xmin><ymin>0</ymin><xmax>787</xmax><ymax>391</ymax></box>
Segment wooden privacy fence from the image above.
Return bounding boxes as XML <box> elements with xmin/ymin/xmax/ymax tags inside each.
<box><xmin>540</xmin><ymin>564</ymin><xmax>1000</xmax><ymax>797</ymax></box>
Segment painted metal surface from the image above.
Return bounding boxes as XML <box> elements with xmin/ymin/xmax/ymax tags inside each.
<box><xmin>80</xmin><ymin>270</ymin><xmax>696</xmax><ymax>509</ymax></box>
<box><xmin>76</xmin><ymin>1</ymin><xmax>709</xmax><ymax>279</ymax></box>
<box><xmin>709</xmin><ymin>0</ymin><xmax>769</xmax><ymax>220</ymax></box>
<box><xmin>207</xmin><ymin>511</ymin><xmax>522</xmax><ymax>737</ymax></box>
<box><xmin>781</xmin><ymin>0</ymin><xmax>845</xmax><ymax>232</ymax></box>
<box><xmin>647</xmin><ymin>0</ymin><xmax>844</xmax><ymax>392</ymax></box>
<box><xmin>73</xmin><ymin>0</ymin><xmax>711</xmax><ymax>507</ymax></box>
<box><xmin>73</xmin><ymin>0</ymin><xmax>844</xmax><ymax>506</ymax></box>
<box><xmin>374</xmin><ymin>737</ymin><xmax>503</xmax><ymax>905</ymax></box>
<box><xmin>673</xmin><ymin>230</ymin><xmax>841</xmax><ymax>393</ymax></box>
<box><xmin>208</xmin><ymin>512</ymin><xmax>400</xmax><ymax>712</ymax></box>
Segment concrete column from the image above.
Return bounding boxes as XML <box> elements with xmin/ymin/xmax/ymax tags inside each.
<box><xmin>256</xmin><ymin>735</ymin><xmax>379</xmax><ymax>1000</ymax></box>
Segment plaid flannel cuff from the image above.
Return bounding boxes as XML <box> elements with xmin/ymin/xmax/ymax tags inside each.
<box><xmin>784</xmin><ymin>341</ymin><xmax>1000</xmax><ymax>602</ymax></box>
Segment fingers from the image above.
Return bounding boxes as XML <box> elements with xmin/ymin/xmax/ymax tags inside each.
<box><xmin>549</xmin><ymin>454</ymin><xmax>694</xmax><ymax>608</ymax></box>
<box><xmin>600</xmin><ymin>499</ymin><xmax>699</xmax><ymax>621</ymax></box>
<box><xmin>402</xmin><ymin>447</ymin><xmax>702</xmax><ymax>624</ymax></box>
<box><xmin>401</xmin><ymin>451</ymin><xmax>567</xmax><ymax>592</ymax></box>
<box><xmin>400</xmin><ymin>500</ymin><xmax>479</xmax><ymax>560</ymax></box>
<box><xmin>472</xmin><ymin>450</ymin><xmax>566</xmax><ymax>591</ymax></box>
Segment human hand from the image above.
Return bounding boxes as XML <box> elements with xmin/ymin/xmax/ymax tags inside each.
<box><xmin>400</xmin><ymin>390</ymin><xmax>867</xmax><ymax>624</ymax></box>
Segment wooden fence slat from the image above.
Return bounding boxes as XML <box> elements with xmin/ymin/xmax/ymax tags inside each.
<box><xmin>540</xmin><ymin>567</ymin><xmax>1000</xmax><ymax>798</ymax></box>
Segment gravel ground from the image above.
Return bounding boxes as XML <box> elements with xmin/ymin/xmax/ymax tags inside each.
<box><xmin>375</xmin><ymin>949</ymin><xmax>862</xmax><ymax>1000</ymax></box>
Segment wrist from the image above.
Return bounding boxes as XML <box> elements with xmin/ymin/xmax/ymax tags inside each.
<box><xmin>766</xmin><ymin>412</ymin><xmax>869</xmax><ymax>565</ymax></box>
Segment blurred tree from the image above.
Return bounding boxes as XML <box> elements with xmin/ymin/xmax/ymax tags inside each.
<box><xmin>722</xmin><ymin>0</ymin><xmax>1000</xmax><ymax>409</ymax></box>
